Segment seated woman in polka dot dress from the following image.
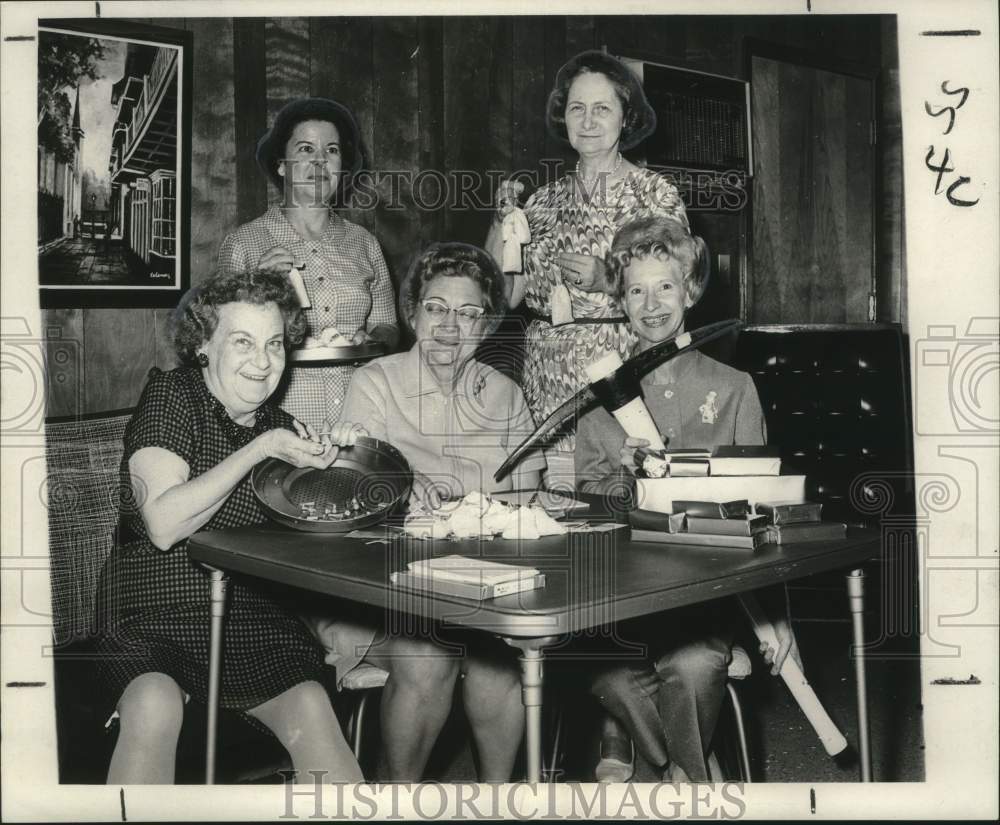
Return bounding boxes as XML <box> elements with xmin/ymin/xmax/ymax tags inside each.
<box><xmin>94</xmin><ymin>269</ymin><xmax>365</xmax><ymax>784</ymax></box>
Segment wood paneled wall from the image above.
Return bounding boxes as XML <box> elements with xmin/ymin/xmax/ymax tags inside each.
<box><xmin>750</xmin><ymin>54</ymin><xmax>875</xmax><ymax>324</ymax></box>
<box><xmin>43</xmin><ymin>13</ymin><xmax>897</xmax><ymax>417</ymax></box>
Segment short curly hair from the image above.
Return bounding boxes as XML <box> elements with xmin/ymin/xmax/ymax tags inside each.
<box><xmin>171</xmin><ymin>269</ymin><xmax>307</xmax><ymax>365</ymax></box>
<box><xmin>399</xmin><ymin>242</ymin><xmax>508</xmax><ymax>337</ymax></box>
<box><xmin>606</xmin><ymin>216</ymin><xmax>710</xmax><ymax>308</ymax></box>
<box><xmin>546</xmin><ymin>51</ymin><xmax>657</xmax><ymax>152</ymax></box>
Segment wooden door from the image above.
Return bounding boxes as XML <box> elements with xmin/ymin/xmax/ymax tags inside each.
<box><xmin>750</xmin><ymin>51</ymin><xmax>875</xmax><ymax>323</ymax></box>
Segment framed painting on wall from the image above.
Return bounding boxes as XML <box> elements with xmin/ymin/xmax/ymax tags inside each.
<box><xmin>37</xmin><ymin>18</ymin><xmax>192</xmax><ymax>308</ymax></box>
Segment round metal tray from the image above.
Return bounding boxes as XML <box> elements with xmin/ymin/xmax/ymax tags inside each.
<box><xmin>290</xmin><ymin>342</ymin><xmax>384</xmax><ymax>366</ymax></box>
<box><xmin>252</xmin><ymin>436</ymin><xmax>412</xmax><ymax>533</ymax></box>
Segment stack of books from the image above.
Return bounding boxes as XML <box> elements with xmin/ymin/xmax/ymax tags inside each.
<box><xmin>634</xmin><ymin>445</ymin><xmax>811</xmax><ymax>515</ymax></box>
<box><xmin>629</xmin><ymin>444</ymin><xmax>848</xmax><ymax>550</ymax></box>
<box><xmin>630</xmin><ymin>498</ymin><xmax>846</xmax><ymax>550</ymax></box>
<box><xmin>630</xmin><ymin>499</ymin><xmax>771</xmax><ymax>549</ymax></box>
<box><xmin>390</xmin><ymin>554</ymin><xmax>546</xmax><ymax>601</ymax></box>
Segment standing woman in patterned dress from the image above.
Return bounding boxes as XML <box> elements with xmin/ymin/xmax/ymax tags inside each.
<box><xmin>219</xmin><ymin>97</ymin><xmax>399</xmax><ymax>432</ymax></box>
<box><xmin>485</xmin><ymin>51</ymin><xmax>689</xmax><ymax>487</ymax></box>
<box><xmin>95</xmin><ymin>269</ymin><xmax>367</xmax><ymax>783</ymax></box>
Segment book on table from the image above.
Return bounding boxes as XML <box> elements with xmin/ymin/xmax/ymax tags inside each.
<box><xmin>685</xmin><ymin>515</ymin><xmax>770</xmax><ymax>537</ymax></box>
<box><xmin>629</xmin><ymin>508</ymin><xmax>686</xmax><ymax>534</ymax></box>
<box><xmin>673</xmin><ymin>499</ymin><xmax>751</xmax><ymax>519</ymax></box>
<box><xmin>765</xmin><ymin>522</ymin><xmax>847</xmax><ymax>544</ymax></box>
<box><xmin>755</xmin><ymin>500</ymin><xmax>824</xmax><ymax>525</ymax></box>
<box><xmin>390</xmin><ymin>569</ymin><xmax>547</xmax><ymax>601</ymax></box>
<box><xmin>709</xmin><ymin>445</ymin><xmax>782</xmax><ymax>476</ymax></box>
<box><xmin>637</xmin><ymin>446</ymin><xmax>781</xmax><ymax>478</ymax></box>
<box><xmin>630</xmin><ymin>528</ymin><xmax>769</xmax><ymax>551</ymax></box>
<box><xmin>637</xmin><ymin>474</ymin><xmax>806</xmax><ymax>514</ymax></box>
<box><xmin>404</xmin><ymin>554</ymin><xmax>541</xmax><ymax>586</ymax></box>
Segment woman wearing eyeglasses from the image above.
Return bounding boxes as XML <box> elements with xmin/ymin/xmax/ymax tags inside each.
<box><xmin>303</xmin><ymin>242</ymin><xmax>544</xmax><ymax>782</ymax></box>
<box><xmin>341</xmin><ymin>241</ymin><xmax>546</xmax><ymax>508</ymax></box>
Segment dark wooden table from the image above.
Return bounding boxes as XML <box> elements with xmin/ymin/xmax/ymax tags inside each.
<box><xmin>188</xmin><ymin>525</ymin><xmax>882</xmax><ymax>783</ymax></box>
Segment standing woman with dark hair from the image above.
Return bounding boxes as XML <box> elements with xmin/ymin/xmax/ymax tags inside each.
<box><xmin>219</xmin><ymin>97</ymin><xmax>399</xmax><ymax>432</ymax></box>
<box><xmin>485</xmin><ymin>50</ymin><xmax>689</xmax><ymax>487</ymax></box>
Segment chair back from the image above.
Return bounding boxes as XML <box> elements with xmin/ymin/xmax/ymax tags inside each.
<box><xmin>44</xmin><ymin>410</ymin><xmax>132</xmax><ymax>647</ymax></box>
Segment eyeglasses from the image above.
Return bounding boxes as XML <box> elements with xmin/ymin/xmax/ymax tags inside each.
<box><xmin>420</xmin><ymin>299</ymin><xmax>486</xmax><ymax>325</ymax></box>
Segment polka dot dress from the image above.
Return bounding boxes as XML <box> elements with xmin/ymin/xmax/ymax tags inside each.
<box><xmin>95</xmin><ymin>367</ymin><xmax>329</xmax><ymax>718</ymax></box>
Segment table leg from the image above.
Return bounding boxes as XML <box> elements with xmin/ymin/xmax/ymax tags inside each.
<box><xmin>206</xmin><ymin>567</ymin><xmax>228</xmax><ymax>785</ymax></box>
<box><xmin>502</xmin><ymin>636</ymin><xmax>559</xmax><ymax>783</ymax></box>
<box><xmin>846</xmin><ymin>568</ymin><xmax>872</xmax><ymax>782</ymax></box>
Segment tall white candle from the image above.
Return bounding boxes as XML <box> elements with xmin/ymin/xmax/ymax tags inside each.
<box><xmin>288</xmin><ymin>266</ymin><xmax>311</xmax><ymax>309</ymax></box>
<box><xmin>584</xmin><ymin>352</ymin><xmax>667</xmax><ymax>451</ymax></box>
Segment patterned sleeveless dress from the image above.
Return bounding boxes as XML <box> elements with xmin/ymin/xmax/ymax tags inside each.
<box><xmin>519</xmin><ymin>167</ymin><xmax>688</xmax><ymax>464</ymax></box>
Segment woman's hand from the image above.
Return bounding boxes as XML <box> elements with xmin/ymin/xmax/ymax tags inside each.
<box><xmin>257</xmin><ymin>427</ymin><xmax>337</xmax><ymax>469</ymax></box>
<box><xmin>409</xmin><ymin>470</ymin><xmax>445</xmax><ymax>512</ymax></box>
<box><xmin>319</xmin><ymin>326</ymin><xmax>347</xmax><ymax>347</ymax></box>
<box><xmin>760</xmin><ymin>613</ymin><xmax>804</xmax><ymax>676</ymax></box>
<box><xmin>257</xmin><ymin>420</ymin><xmax>366</xmax><ymax>470</ymax></box>
<box><xmin>320</xmin><ymin>420</ymin><xmax>368</xmax><ymax>449</ymax></box>
<box><xmin>350</xmin><ymin>329</ymin><xmax>372</xmax><ymax>345</ymax></box>
<box><xmin>557</xmin><ymin>252</ymin><xmax>607</xmax><ymax>293</ymax></box>
<box><xmin>256</xmin><ymin>246</ymin><xmax>297</xmax><ymax>276</ymax></box>
<box><xmin>618</xmin><ymin>436</ymin><xmax>651</xmax><ymax>474</ymax></box>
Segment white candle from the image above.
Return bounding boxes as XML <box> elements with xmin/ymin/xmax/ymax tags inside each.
<box><xmin>288</xmin><ymin>266</ymin><xmax>311</xmax><ymax>309</ymax></box>
<box><xmin>584</xmin><ymin>353</ymin><xmax>666</xmax><ymax>451</ymax></box>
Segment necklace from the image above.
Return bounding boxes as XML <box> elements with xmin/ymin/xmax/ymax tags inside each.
<box><xmin>576</xmin><ymin>152</ymin><xmax>623</xmax><ymax>184</ymax></box>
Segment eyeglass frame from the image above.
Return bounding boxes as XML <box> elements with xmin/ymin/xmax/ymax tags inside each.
<box><xmin>419</xmin><ymin>298</ymin><xmax>487</xmax><ymax>326</ymax></box>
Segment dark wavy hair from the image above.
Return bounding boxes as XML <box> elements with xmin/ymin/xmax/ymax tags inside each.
<box><xmin>546</xmin><ymin>51</ymin><xmax>657</xmax><ymax>152</ymax></box>
<box><xmin>399</xmin><ymin>242</ymin><xmax>508</xmax><ymax>337</ymax></box>
<box><xmin>256</xmin><ymin>97</ymin><xmax>364</xmax><ymax>205</ymax></box>
<box><xmin>606</xmin><ymin>217</ymin><xmax>710</xmax><ymax>308</ymax></box>
<box><xmin>171</xmin><ymin>269</ymin><xmax>307</xmax><ymax>365</ymax></box>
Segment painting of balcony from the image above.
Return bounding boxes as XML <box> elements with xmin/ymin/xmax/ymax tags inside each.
<box><xmin>38</xmin><ymin>23</ymin><xmax>186</xmax><ymax>306</ymax></box>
